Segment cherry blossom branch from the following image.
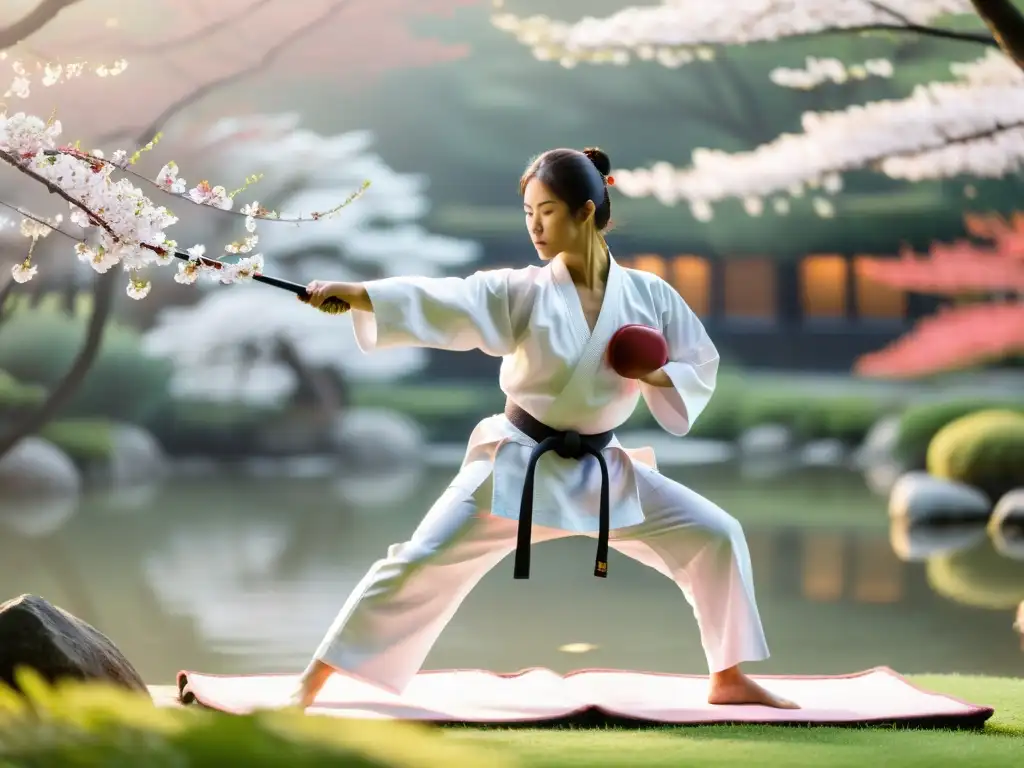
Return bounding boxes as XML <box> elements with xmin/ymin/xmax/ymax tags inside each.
<box><xmin>0</xmin><ymin>197</ymin><xmax>81</xmax><ymax>240</ymax></box>
<box><xmin>0</xmin><ymin>0</ymin><xmax>84</xmax><ymax>50</ymax></box>
<box><xmin>491</xmin><ymin>1</ymin><xmax>996</xmax><ymax>69</ymax></box>
<box><xmin>609</xmin><ymin>50</ymin><xmax>1024</xmax><ymax>218</ymax></box>
<box><xmin>44</xmin><ymin>147</ymin><xmax>368</xmax><ymax>224</ymax></box>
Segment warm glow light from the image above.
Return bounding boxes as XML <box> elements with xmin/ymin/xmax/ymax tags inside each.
<box><xmin>854</xmin><ymin>255</ymin><xmax>907</xmax><ymax>319</ymax></box>
<box><xmin>801</xmin><ymin>532</ymin><xmax>845</xmax><ymax>602</ymax></box>
<box><xmin>671</xmin><ymin>254</ymin><xmax>711</xmax><ymax>316</ymax></box>
<box><xmin>801</xmin><ymin>253</ymin><xmax>848</xmax><ymax>319</ymax></box>
<box><xmin>724</xmin><ymin>258</ymin><xmax>775</xmax><ymax>320</ymax></box>
<box><xmin>558</xmin><ymin>643</ymin><xmax>599</xmax><ymax>653</ymax></box>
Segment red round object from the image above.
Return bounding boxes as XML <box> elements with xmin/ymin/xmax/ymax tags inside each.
<box><xmin>606</xmin><ymin>324</ymin><xmax>669</xmax><ymax>379</ymax></box>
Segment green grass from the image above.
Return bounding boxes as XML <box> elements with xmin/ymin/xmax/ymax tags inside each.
<box><xmin>1</xmin><ymin>671</ymin><xmax>1018</xmax><ymax>766</ymax></box>
<box><xmin>448</xmin><ymin>675</ymin><xmax>1024</xmax><ymax>767</ymax></box>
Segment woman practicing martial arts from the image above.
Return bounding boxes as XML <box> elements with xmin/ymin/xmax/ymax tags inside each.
<box><xmin>294</xmin><ymin>147</ymin><xmax>798</xmax><ymax>710</ymax></box>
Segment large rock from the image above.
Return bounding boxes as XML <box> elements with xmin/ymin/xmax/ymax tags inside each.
<box><xmin>0</xmin><ymin>496</ymin><xmax>77</xmax><ymax>538</ymax></box>
<box><xmin>0</xmin><ymin>594</ymin><xmax>148</xmax><ymax>696</ymax></box>
<box><xmin>854</xmin><ymin>413</ymin><xmax>902</xmax><ymax>468</ymax></box>
<box><xmin>107</xmin><ymin>423</ymin><xmax>167</xmax><ymax>488</ymax></box>
<box><xmin>329</xmin><ymin>407</ymin><xmax>426</xmax><ymax>467</ymax></box>
<box><xmin>800</xmin><ymin>438</ymin><xmax>847</xmax><ymax>468</ymax></box>
<box><xmin>738</xmin><ymin>423</ymin><xmax>793</xmax><ymax>456</ymax></box>
<box><xmin>0</xmin><ymin>437</ymin><xmax>81</xmax><ymax>497</ymax></box>
<box><xmin>888</xmin><ymin>471</ymin><xmax>991</xmax><ymax>524</ymax></box>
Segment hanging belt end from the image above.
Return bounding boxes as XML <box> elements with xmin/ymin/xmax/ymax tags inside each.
<box><xmin>514</xmin><ymin>553</ymin><xmax>531</xmax><ymax>580</ymax></box>
<box><xmin>594</xmin><ymin>560</ymin><xmax>608</xmax><ymax>579</ymax></box>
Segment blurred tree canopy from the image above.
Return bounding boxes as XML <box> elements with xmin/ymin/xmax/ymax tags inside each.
<box><xmin>293</xmin><ymin>2</ymin><xmax>1023</xmax><ymax>258</ymax></box>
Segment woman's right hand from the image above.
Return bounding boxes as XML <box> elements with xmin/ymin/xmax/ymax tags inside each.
<box><xmin>303</xmin><ymin>280</ymin><xmax>349</xmax><ymax>309</ymax></box>
<box><xmin>303</xmin><ymin>280</ymin><xmax>373</xmax><ymax>313</ymax></box>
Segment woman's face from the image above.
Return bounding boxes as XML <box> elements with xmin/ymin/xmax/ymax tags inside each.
<box><xmin>523</xmin><ymin>177</ymin><xmax>591</xmax><ymax>261</ymax></box>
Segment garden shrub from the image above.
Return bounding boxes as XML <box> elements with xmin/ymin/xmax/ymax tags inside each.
<box><xmin>0</xmin><ymin>301</ymin><xmax>173</xmax><ymax>424</ymax></box>
<box><xmin>798</xmin><ymin>396</ymin><xmax>893</xmax><ymax>446</ymax></box>
<box><xmin>927</xmin><ymin>409</ymin><xmax>1024</xmax><ymax>502</ymax></box>
<box><xmin>0</xmin><ymin>370</ymin><xmax>45</xmax><ymax>410</ymax></box>
<box><xmin>735</xmin><ymin>391</ymin><xmax>891</xmax><ymax>445</ymax></box>
<box><xmin>0</xmin><ymin>669</ymin><xmax>511</xmax><ymax>768</ymax></box>
<box><xmin>144</xmin><ymin>399</ymin><xmax>282</xmax><ymax>457</ymax></box>
<box><xmin>686</xmin><ymin>368</ymin><xmax>745</xmax><ymax>440</ymax></box>
<box><xmin>39</xmin><ymin>419</ymin><xmax>116</xmax><ymax>464</ymax></box>
<box><xmin>894</xmin><ymin>399</ymin><xmax>1024</xmax><ymax>469</ymax></box>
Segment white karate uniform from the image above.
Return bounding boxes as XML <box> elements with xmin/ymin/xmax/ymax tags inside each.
<box><xmin>312</xmin><ymin>255</ymin><xmax>769</xmax><ymax>693</ymax></box>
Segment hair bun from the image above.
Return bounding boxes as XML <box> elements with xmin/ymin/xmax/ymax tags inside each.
<box><xmin>583</xmin><ymin>147</ymin><xmax>611</xmax><ymax>177</ymax></box>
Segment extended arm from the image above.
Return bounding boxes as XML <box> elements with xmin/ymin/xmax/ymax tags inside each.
<box><xmin>308</xmin><ymin>270</ymin><xmax>519</xmax><ymax>358</ymax></box>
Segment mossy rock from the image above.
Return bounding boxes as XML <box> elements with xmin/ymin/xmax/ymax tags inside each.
<box><xmin>0</xmin><ymin>669</ymin><xmax>509</xmax><ymax>767</ymax></box>
<box><xmin>927</xmin><ymin>410</ymin><xmax>1024</xmax><ymax>503</ymax></box>
<box><xmin>894</xmin><ymin>399</ymin><xmax>1024</xmax><ymax>469</ymax></box>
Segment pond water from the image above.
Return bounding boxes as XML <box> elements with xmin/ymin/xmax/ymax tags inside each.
<box><xmin>0</xmin><ymin>460</ymin><xmax>1020</xmax><ymax>684</ymax></box>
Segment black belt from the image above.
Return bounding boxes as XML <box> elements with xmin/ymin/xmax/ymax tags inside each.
<box><xmin>504</xmin><ymin>401</ymin><xmax>614</xmax><ymax>580</ymax></box>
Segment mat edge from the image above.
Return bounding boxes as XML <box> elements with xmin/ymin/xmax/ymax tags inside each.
<box><xmin>174</xmin><ymin>666</ymin><xmax>994</xmax><ymax>722</ymax></box>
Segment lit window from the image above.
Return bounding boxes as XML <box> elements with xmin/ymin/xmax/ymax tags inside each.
<box><xmin>801</xmin><ymin>254</ymin><xmax>848</xmax><ymax>319</ymax></box>
<box><xmin>670</xmin><ymin>255</ymin><xmax>710</xmax><ymax>317</ymax></box>
<box><xmin>723</xmin><ymin>258</ymin><xmax>775</xmax><ymax>320</ymax></box>
<box><xmin>630</xmin><ymin>253</ymin><xmax>668</xmax><ymax>279</ymax></box>
<box><xmin>854</xmin><ymin>255</ymin><xmax>907</xmax><ymax>320</ymax></box>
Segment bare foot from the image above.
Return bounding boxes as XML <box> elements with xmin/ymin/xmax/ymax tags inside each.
<box><xmin>289</xmin><ymin>659</ymin><xmax>335</xmax><ymax>710</ymax></box>
<box><xmin>708</xmin><ymin>668</ymin><xmax>800</xmax><ymax>709</ymax></box>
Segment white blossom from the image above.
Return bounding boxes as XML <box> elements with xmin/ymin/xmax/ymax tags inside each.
<box><xmin>3</xmin><ymin>56</ymin><xmax>127</xmax><ymax>100</ymax></box>
<box><xmin>142</xmin><ymin>115</ymin><xmax>482</xmax><ymax>406</ymax></box>
<box><xmin>610</xmin><ymin>50</ymin><xmax>1024</xmax><ymax>216</ymax></box>
<box><xmin>770</xmin><ymin>56</ymin><xmax>894</xmax><ymax>89</ymax></box>
<box><xmin>0</xmin><ymin>106</ymin><xmax>362</xmax><ymax>294</ymax></box>
<box><xmin>492</xmin><ymin>0</ymin><xmax>975</xmax><ymax>66</ymax></box>
<box><xmin>10</xmin><ymin>261</ymin><xmax>37</xmax><ymax>283</ymax></box>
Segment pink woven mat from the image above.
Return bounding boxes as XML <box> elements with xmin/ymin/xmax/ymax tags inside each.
<box><xmin>176</xmin><ymin>666</ymin><xmax>993</xmax><ymax>729</ymax></box>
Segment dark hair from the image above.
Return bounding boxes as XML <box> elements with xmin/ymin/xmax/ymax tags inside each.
<box><xmin>519</xmin><ymin>147</ymin><xmax>613</xmax><ymax>231</ymax></box>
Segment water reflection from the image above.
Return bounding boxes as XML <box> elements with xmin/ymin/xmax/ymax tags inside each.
<box><xmin>889</xmin><ymin>520</ymin><xmax>989</xmax><ymax>563</ymax></box>
<box><xmin>989</xmin><ymin>512</ymin><xmax>1024</xmax><ymax>562</ymax></box>
<box><xmin>0</xmin><ymin>463</ymin><xmax>1020</xmax><ymax>684</ymax></box>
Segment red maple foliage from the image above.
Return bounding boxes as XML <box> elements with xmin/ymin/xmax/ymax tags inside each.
<box><xmin>7</xmin><ymin>0</ymin><xmax>479</xmax><ymax>144</ymax></box>
<box><xmin>854</xmin><ymin>212</ymin><xmax>1024</xmax><ymax>378</ymax></box>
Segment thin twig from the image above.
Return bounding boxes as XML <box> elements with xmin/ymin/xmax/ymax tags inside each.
<box><xmin>100</xmin><ymin>0</ymin><xmax>354</xmax><ymax>147</ymax></box>
<box><xmin>0</xmin><ymin>0</ymin><xmax>84</xmax><ymax>51</ymax></box>
<box><xmin>0</xmin><ymin>198</ymin><xmax>86</xmax><ymax>244</ymax></box>
<box><xmin>42</xmin><ymin>147</ymin><xmax>368</xmax><ymax>224</ymax></box>
<box><xmin>0</xmin><ymin>148</ymin><xmax>143</xmax><ymax>251</ymax></box>
<box><xmin>29</xmin><ymin>0</ymin><xmax>277</xmax><ymax>55</ymax></box>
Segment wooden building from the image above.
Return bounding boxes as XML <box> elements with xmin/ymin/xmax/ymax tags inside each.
<box><xmin>423</xmin><ymin>243</ymin><xmax>935</xmax><ymax>378</ymax></box>
<box><xmin>613</xmin><ymin>250</ymin><xmax>937</xmax><ymax>371</ymax></box>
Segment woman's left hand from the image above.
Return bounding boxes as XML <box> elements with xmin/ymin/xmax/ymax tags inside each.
<box><xmin>638</xmin><ymin>368</ymin><xmax>672</xmax><ymax>387</ymax></box>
